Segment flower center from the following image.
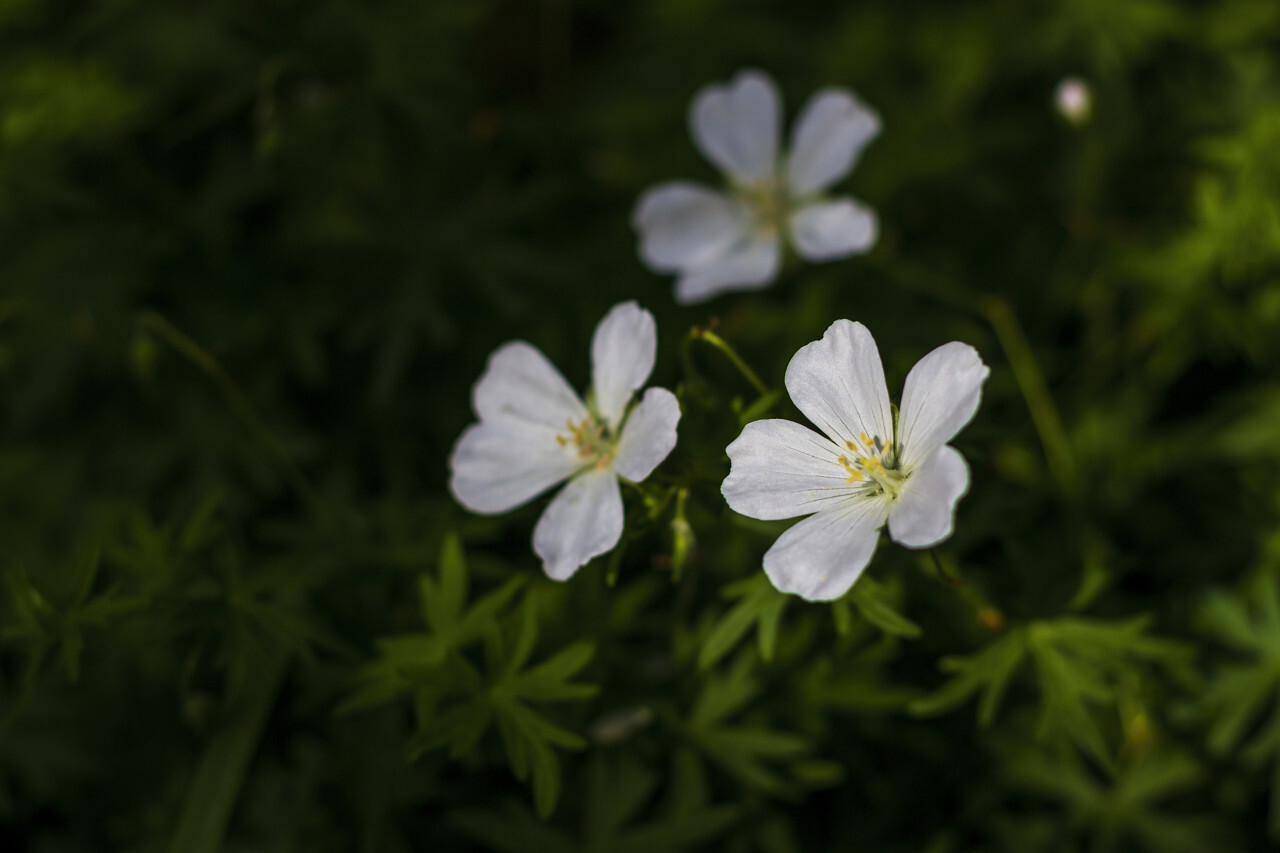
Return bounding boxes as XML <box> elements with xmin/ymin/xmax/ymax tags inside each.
<box><xmin>837</xmin><ymin>431</ymin><xmax>908</xmax><ymax>500</ymax></box>
<box><xmin>735</xmin><ymin>176</ymin><xmax>789</xmax><ymax>237</ymax></box>
<box><xmin>557</xmin><ymin>415</ymin><xmax>617</xmax><ymax>470</ymax></box>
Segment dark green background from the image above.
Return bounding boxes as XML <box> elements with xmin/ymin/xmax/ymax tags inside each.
<box><xmin>3</xmin><ymin>0</ymin><xmax>1280</xmax><ymax>850</ymax></box>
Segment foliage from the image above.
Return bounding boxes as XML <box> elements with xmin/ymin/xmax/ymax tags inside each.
<box><xmin>2</xmin><ymin>0</ymin><xmax>1280</xmax><ymax>849</ymax></box>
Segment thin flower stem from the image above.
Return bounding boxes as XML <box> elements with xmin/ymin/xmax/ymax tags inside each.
<box><xmin>869</xmin><ymin>254</ymin><xmax>1076</xmax><ymax>495</ymax></box>
<box><xmin>139</xmin><ymin>311</ymin><xmax>338</xmax><ymax>528</ymax></box>
<box><xmin>922</xmin><ymin>550</ymin><xmax>1005</xmax><ymax>632</ymax></box>
<box><xmin>865</xmin><ymin>254</ymin><xmax>984</xmax><ymax>316</ymax></box>
<box><xmin>167</xmin><ymin>648</ymin><xmax>289</xmax><ymax>853</ymax></box>
<box><xmin>981</xmin><ymin>297</ymin><xmax>1076</xmax><ymax>495</ymax></box>
<box><xmin>689</xmin><ymin>328</ymin><xmax>771</xmax><ymax>398</ymax></box>
<box><xmin>670</xmin><ymin>487</ymin><xmax>693</xmax><ymax>583</ymax></box>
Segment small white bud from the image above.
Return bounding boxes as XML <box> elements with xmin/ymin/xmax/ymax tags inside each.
<box><xmin>1054</xmin><ymin>76</ymin><xmax>1093</xmax><ymax>126</ymax></box>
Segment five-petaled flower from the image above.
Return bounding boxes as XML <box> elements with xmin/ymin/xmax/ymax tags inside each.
<box><xmin>633</xmin><ymin>68</ymin><xmax>881</xmax><ymax>304</ymax></box>
<box><xmin>449</xmin><ymin>302</ymin><xmax>681</xmax><ymax>580</ymax></box>
<box><xmin>721</xmin><ymin>320</ymin><xmax>989</xmax><ymax>601</ymax></box>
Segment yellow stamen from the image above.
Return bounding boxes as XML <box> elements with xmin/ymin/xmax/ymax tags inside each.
<box><xmin>837</xmin><ymin>455</ymin><xmax>864</xmax><ymax>483</ymax></box>
<box><xmin>836</xmin><ymin>432</ymin><xmax>906</xmax><ymax>497</ymax></box>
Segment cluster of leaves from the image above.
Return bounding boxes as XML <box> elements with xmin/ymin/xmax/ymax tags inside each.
<box><xmin>3</xmin><ymin>0</ymin><xmax>1280</xmax><ymax>850</ymax></box>
<box><xmin>345</xmin><ymin>537</ymin><xmax>597</xmax><ymax>818</ymax></box>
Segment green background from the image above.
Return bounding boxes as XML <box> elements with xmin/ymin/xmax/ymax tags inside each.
<box><xmin>3</xmin><ymin>0</ymin><xmax>1280</xmax><ymax>850</ymax></box>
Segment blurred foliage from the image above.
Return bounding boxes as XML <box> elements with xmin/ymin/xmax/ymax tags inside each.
<box><xmin>2</xmin><ymin>0</ymin><xmax>1280</xmax><ymax>849</ymax></box>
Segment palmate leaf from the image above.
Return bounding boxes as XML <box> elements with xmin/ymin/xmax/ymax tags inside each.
<box><xmin>908</xmin><ymin>629</ymin><xmax>1027</xmax><ymax>725</ymax></box>
<box><xmin>911</xmin><ymin>616</ymin><xmax>1188</xmax><ymax>763</ymax></box>
<box><xmin>1190</xmin><ymin>571</ymin><xmax>1280</xmax><ymax>838</ymax></box>
<box><xmin>343</xmin><ymin>535</ymin><xmax>594</xmax><ymax>815</ymax></box>
<box><xmin>1</xmin><ymin>553</ymin><xmax>148</xmax><ymax>683</ymax></box>
<box><xmin>842</xmin><ymin>575</ymin><xmax>923</xmax><ymax>639</ymax></box>
<box><xmin>698</xmin><ymin>572</ymin><xmax>919</xmax><ymax>672</ymax></box>
<box><xmin>1002</xmin><ymin>743</ymin><xmax>1215</xmax><ymax>853</ymax></box>
<box><xmin>450</xmin><ymin>752</ymin><xmax>741</xmax><ymax>853</ymax></box>
<box><xmin>340</xmin><ymin>533</ymin><xmax>524</xmax><ymax>713</ymax></box>
<box><xmin>398</xmin><ymin>590</ymin><xmax>598</xmax><ymax>818</ymax></box>
<box><xmin>698</xmin><ymin>575</ymin><xmax>787</xmax><ymax>670</ymax></box>
<box><xmin>682</xmin><ymin>651</ymin><xmax>835</xmax><ymax>796</ymax></box>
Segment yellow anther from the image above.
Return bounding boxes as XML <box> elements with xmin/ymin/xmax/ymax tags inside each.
<box><xmin>859</xmin><ymin>432</ymin><xmax>872</xmax><ymax>447</ymax></box>
<box><xmin>558</xmin><ymin>415</ymin><xmax>616</xmax><ymax>464</ymax></box>
<box><xmin>837</xmin><ymin>455</ymin><xmax>864</xmax><ymax>483</ymax></box>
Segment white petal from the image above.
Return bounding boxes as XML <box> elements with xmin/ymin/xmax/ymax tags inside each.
<box><xmin>591</xmin><ymin>302</ymin><xmax>657</xmax><ymax>430</ymax></box>
<box><xmin>762</xmin><ymin>502</ymin><xmax>887</xmax><ymax>601</ymax></box>
<box><xmin>449</xmin><ymin>421</ymin><xmax>581</xmax><ymax>514</ymax></box>
<box><xmin>888</xmin><ymin>445</ymin><xmax>969</xmax><ymax>548</ymax></box>
<box><xmin>674</xmin><ymin>233</ymin><xmax>780</xmax><ymax>304</ymax></box>
<box><xmin>722</xmin><ymin>419</ymin><xmax>860</xmax><ymax>520</ymax></box>
<box><xmin>897</xmin><ymin>341</ymin><xmax>990</xmax><ymax>468</ymax></box>
<box><xmin>533</xmin><ymin>468</ymin><xmax>623</xmax><ymax>581</ymax></box>
<box><xmin>632</xmin><ymin>182</ymin><xmax>753</xmax><ymax>273</ymax></box>
<box><xmin>689</xmin><ymin>69</ymin><xmax>782</xmax><ymax>184</ymax></box>
<box><xmin>784</xmin><ymin>319</ymin><xmax>893</xmax><ymax>450</ymax></box>
<box><xmin>473</xmin><ymin>341</ymin><xmax>587</xmax><ymax>429</ymax></box>
<box><xmin>614</xmin><ymin>387</ymin><xmax>681</xmax><ymax>483</ymax></box>
<box><xmin>786</xmin><ymin>88</ymin><xmax>880</xmax><ymax>196</ymax></box>
<box><xmin>788</xmin><ymin>199</ymin><xmax>878</xmax><ymax>261</ymax></box>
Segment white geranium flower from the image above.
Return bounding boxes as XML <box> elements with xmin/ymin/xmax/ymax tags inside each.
<box><xmin>721</xmin><ymin>320</ymin><xmax>989</xmax><ymax>601</ymax></box>
<box><xmin>449</xmin><ymin>302</ymin><xmax>681</xmax><ymax>581</ymax></box>
<box><xmin>633</xmin><ymin>68</ymin><xmax>881</xmax><ymax>304</ymax></box>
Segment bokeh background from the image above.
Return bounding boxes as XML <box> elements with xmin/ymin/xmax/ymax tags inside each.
<box><xmin>4</xmin><ymin>0</ymin><xmax>1280</xmax><ymax>850</ymax></box>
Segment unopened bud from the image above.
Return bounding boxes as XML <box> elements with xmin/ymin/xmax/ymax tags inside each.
<box><xmin>1054</xmin><ymin>76</ymin><xmax>1093</xmax><ymax>126</ymax></box>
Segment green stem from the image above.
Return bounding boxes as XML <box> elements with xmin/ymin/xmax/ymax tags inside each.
<box><xmin>689</xmin><ymin>328</ymin><xmax>770</xmax><ymax>398</ymax></box>
<box><xmin>865</xmin><ymin>254</ymin><xmax>983</xmax><ymax>316</ymax></box>
<box><xmin>981</xmin><ymin>297</ymin><xmax>1076</xmax><ymax>495</ymax></box>
<box><xmin>670</xmin><ymin>487</ymin><xmax>694</xmax><ymax>583</ymax></box>
<box><xmin>140</xmin><ymin>311</ymin><xmax>337</xmax><ymax>527</ymax></box>
<box><xmin>168</xmin><ymin>650</ymin><xmax>289</xmax><ymax>853</ymax></box>
<box><xmin>871</xmin><ymin>254</ymin><xmax>1075</xmax><ymax>495</ymax></box>
<box><xmin>921</xmin><ymin>551</ymin><xmax>1004</xmax><ymax>632</ymax></box>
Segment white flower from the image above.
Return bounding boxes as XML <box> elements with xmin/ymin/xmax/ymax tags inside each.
<box><xmin>721</xmin><ymin>320</ymin><xmax>989</xmax><ymax>601</ymax></box>
<box><xmin>633</xmin><ymin>68</ymin><xmax>881</xmax><ymax>305</ymax></box>
<box><xmin>449</xmin><ymin>302</ymin><xmax>681</xmax><ymax>581</ymax></box>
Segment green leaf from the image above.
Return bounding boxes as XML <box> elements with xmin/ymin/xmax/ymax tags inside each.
<box><xmin>510</xmin><ymin>641</ymin><xmax>598</xmax><ymax>702</ymax></box>
<box><xmin>422</xmin><ymin>533</ymin><xmax>468</xmax><ymax>634</ymax></box>
<box><xmin>684</xmin><ymin>652</ymin><xmax>818</xmax><ymax>796</ymax></box>
<box><xmin>167</xmin><ymin>649</ymin><xmax>288</xmax><ymax>853</ymax></box>
<box><xmin>848</xmin><ymin>576</ymin><xmax>922</xmax><ymax>639</ymax></box>
<box><xmin>179</xmin><ymin>493</ymin><xmax>223</xmax><ymax>553</ymax></box>
<box><xmin>698</xmin><ymin>576</ymin><xmax>788</xmax><ymax>670</ymax></box>
<box><xmin>910</xmin><ymin>630</ymin><xmax>1027</xmax><ymax>722</ymax></box>
<box><xmin>342</xmin><ymin>538</ymin><xmax>524</xmax><ymax>714</ymax></box>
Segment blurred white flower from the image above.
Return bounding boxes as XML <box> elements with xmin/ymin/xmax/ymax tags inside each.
<box><xmin>721</xmin><ymin>320</ymin><xmax>988</xmax><ymax>601</ymax></box>
<box><xmin>1054</xmin><ymin>76</ymin><xmax>1093</xmax><ymax>126</ymax></box>
<box><xmin>633</xmin><ymin>69</ymin><xmax>881</xmax><ymax>304</ymax></box>
<box><xmin>449</xmin><ymin>302</ymin><xmax>681</xmax><ymax>580</ymax></box>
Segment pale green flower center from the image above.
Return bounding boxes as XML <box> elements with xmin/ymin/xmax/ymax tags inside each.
<box><xmin>558</xmin><ymin>415</ymin><xmax>617</xmax><ymax>470</ymax></box>
<box><xmin>837</xmin><ymin>431</ymin><xmax>908</xmax><ymax>500</ymax></box>
<box><xmin>735</xmin><ymin>176</ymin><xmax>790</xmax><ymax>237</ymax></box>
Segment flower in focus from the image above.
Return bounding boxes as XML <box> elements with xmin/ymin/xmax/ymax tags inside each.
<box><xmin>721</xmin><ymin>320</ymin><xmax>989</xmax><ymax>601</ymax></box>
<box><xmin>449</xmin><ymin>302</ymin><xmax>681</xmax><ymax>580</ymax></box>
<box><xmin>633</xmin><ymin>69</ymin><xmax>881</xmax><ymax>304</ymax></box>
